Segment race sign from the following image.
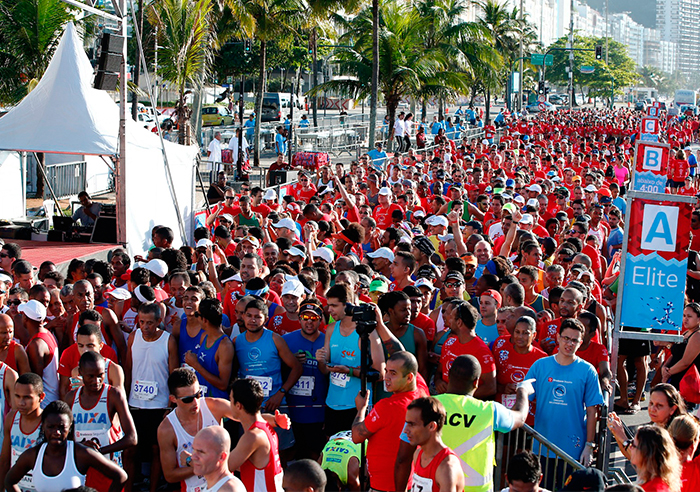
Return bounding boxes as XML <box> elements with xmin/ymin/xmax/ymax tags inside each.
<box><xmin>619</xmin><ymin>196</ymin><xmax>693</xmax><ymax>333</ymax></box>
<box><xmin>647</xmin><ymin>106</ymin><xmax>658</xmax><ymax>117</ymax></box>
<box><xmin>641</xmin><ymin>117</ymin><xmax>659</xmax><ymax>135</ymax></box>
<box><xmin>632</xmin><ymin>141</ymin><xmax>670</xmax><ymax>193</ymax></box>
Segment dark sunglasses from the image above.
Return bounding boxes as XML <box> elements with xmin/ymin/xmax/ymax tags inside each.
<box><xmin>300</xmin><ymin>313</ymin><xmax>321</xmax><ymax>321</ymax></box>
<box><xmin>178</xmin><ymin>390</ymin><xmax>203</xmax><ymax>404</ymax></box>
<box><xmin>0</xmin><ymin>253</ymin><xmax>8</xmax><ymax>259</ymax></box>
<box><xmin>8</xmin><ymin>300</ymin><xmax>23</xmax><ymax>306</ymax></box>
<box><xmin>225</xmin><ymin>196</ymin><xmax>236</xmax><ymax>201</ymax></box>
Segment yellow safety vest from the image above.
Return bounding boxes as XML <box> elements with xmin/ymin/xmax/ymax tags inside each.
<box><xmin>435</xmin><ymin>393</ymin><xmax>495</xmax><ymax>492</ymax></box>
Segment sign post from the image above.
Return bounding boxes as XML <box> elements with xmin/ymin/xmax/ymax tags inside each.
<box><xmin>604</xmin><ymin>190</ymin><xmax>694</xmax><ymax>475</ymax></box>
<box><xmin>631</xmin><ymin>140</ymin><xmax>670</xmax><ymax>193</ymax></box>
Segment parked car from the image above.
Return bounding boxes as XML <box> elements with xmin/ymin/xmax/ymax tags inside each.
<box><xmin>634</xmin><ymin>101</ymin><xmax>647</xmax><ymax>112</ymax></box>
<box><xmin>202</xmin><ymin>105</ymin><xmax>234</xmax><ymax>126</ymax></box>
<box><xmin>548</xmin><ymin>94</ymin><xmax>566</xmax><ymax>105</ymax></box>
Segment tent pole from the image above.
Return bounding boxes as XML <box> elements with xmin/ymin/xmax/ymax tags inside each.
<box><xmin>116</xmin><ymin>0</ymin><xmax>127</xmax><ymax>245</ymax></box>
<box><xmin>128</xmin><ymin>0</ymin><xmax>189</xmax><ymax>246</ymax></box>
<box><xmin>32</xmin><ymin>152</ymin><xmax>64</xmax><ymax>217</ymax></box>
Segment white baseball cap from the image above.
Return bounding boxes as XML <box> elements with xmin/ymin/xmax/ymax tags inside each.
<box><xmin>526</xmin><ymin>198</ymin><xmax>539</xmax><ymax>208</ymax></box>
<box><xmin>513</xmin><ymin>195</ymin><xmax>525</xmax><ymax>205</ymax></box>
<box><xmin>285</xmin><ymin>246</ymin><xmax>307</xmax><ymax>259</ymax></box>
<box><xmin>378</xmin><ymin>187</ymin><xmax>392</xmax><ymax>196</ymax></box>
<box><xmin>312</xmin><ymin>248</ymin><xmax>334</xmax><ymax>263</ymax></box>
<box><xmin>425</xmin><ymin>215</ymin><xmax>448</xmax><ymax>227</ymax></box>
<box><xmin>366</xmin><ymin>247</ymin><xmax>395</xmax><ymax>262</ymax></box>
<box><xmin>18</xmin><ymin>300</ymin><xmax>46</xmax><ymax>322</ymax></box>
<box><xmin>527</xmin><ymin>184</ymin><xmax>542</xmax><ymax>193</ymax></box>
<box><xmin>281</xmin><ymin>278</ymin><xmax>305</xmax><ymax>298</ymax></box>
<box><xmin>272</xmin><ymin>218</ymin><xmax>297</xmax><ymax>231</ymax></box>
<box><xmin>415</xmin><ymin>278</ymin><xmax>435</xmax><ymax>290</ymax></box>
<box><xmin>106</xmin><ymin>288</ymin><xmax>131</xmax><ymax>300</ymax></box>
<box><xmin>519</xmin><ymin>213</ymin><xmax>534</xmax><ymax>225</ymax></box>
<box><xmin>143</xmin><ymin>259</ymin><xmax>168</xmax><ymax>278</ymax></box>
<box><xmin>584</xmin><ymin>184</ymin><xmax>598</xmax><ymax>193</ymax></box>
<box><xmin>196</xmin><ymin>238</ymin><xmax>213</xmax><ymax>249</ymax></box>
<box><xmin>413</xmin><ymin>210</ymin><xmax>426</xmax><ymax>218</ymax></box>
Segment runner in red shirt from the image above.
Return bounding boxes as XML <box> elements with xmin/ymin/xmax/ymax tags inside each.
<box><xmin>436</xmin><ymin>301</ymin><xmax>496</xmax><ymax>399</ymax></box>
<box><xmin>373</xmin><ymin>187</ymin><xmax>404</xmax><ymax>230</ymax></box>
<box><xmin>405</xmin><ymin>397</ymin><xmax>465</xmax><ymax>492</ymax></box>
<box><xmin>352</xmin><ymin>352</ymin><xmax>424</xmax><ymax>492</ymax></box>
<box><xmin>492</xmin><ymin>317</ymin><xmax>545</xmax><ymax>425</ymax></box>
<box><xmin>228</xmin><ymin>378</ymin><xmax>284</xmax><ymax>492</ymax></box>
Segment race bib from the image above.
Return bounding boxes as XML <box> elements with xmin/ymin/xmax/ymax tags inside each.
<box><xmin>411</xmin><ymin>473</ymin><xmax>433</xmax><ymax>492</ymax></box>
<box><xmin>247</xmin><ymin>376</ymin><xmax>273</xmax><ymax>397</ymax></box>
<box><xmin>330</xmin><ymin>372</ymin><xmax>349</xmax><ymax>388</ymax></box>
<box><xmin>289</xmin><ymin>376</ymin><xmax>315</xmax><ymax>396</ymax></box>
<box><xmin>502</xmin><ymin>394</ymin><xmax>516</xmax><ymax>409</ymax></box>
<box><xmin>132</xmin><ymin>380</ymin><xmax>158</xmax><ymax>400</ymax></box>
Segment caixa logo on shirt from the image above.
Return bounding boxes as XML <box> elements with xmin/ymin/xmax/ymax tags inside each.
<box><xmin>248</xmin><ymin>347</ymin><xmax>262</xmax><ymax>361</ymax></box>
<box><xmin>273</xmin><ymin>316</ymin><xmax>283</xmax><ymax>327</ymax></box>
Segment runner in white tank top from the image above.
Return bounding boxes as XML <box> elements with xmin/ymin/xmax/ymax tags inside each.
<box><xmin>31</xmin><ymin>440</ymin><xmax>85</xmax><ymax>492</ymax></box>
<box><xmin>128</xmin><ymin>328</ymin><xmax>171</xmax><ymax>409</ymax></box>
<box><xmin>165</xmin><ymin>400</ymin><xmax>220</xmax><ymax>492</ymax></box>
<box><xmin>72</xmin><ymin>384</ymin><xmax>124</xmax><ymax>465</ymax></box>
<box><xmin>9</xmin><ymin>411</ymin><xmax>40</xmax><ymax>491</ymax></box>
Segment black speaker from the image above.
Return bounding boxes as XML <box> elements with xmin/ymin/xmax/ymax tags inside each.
<box><xmin>101</xmin><ymin>32</ymin><xmax>125</xmax><ymax>54</ymax></box>
<box><xmin>94</xmin><ymin>71</ymin><xmax>119</xmax><ymax>91</ymax></box>
<box><xmin>97</xmin><ymin>52</ymin><xmax>121</xmax><ymax>73</ymax></box>
<box><xmin>90</xmin><ymin>216</ymin><xmax>117</xmax><ymax>244</ymax></box>
<box><xmin>269</xmin><ymin>170</ymin><xmax>298</xmax><ymax>185</ymax></box>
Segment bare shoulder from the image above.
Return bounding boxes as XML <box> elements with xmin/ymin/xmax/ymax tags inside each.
<box><xmin>222</xmin><ymin>475</ymin><xmax>247</xmax><ymax>492</ymax></box>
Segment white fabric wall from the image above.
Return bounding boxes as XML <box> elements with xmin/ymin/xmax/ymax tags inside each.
<box><xmin>0</xmin><ymin>152</ymin><xmax>25</xmax><ymax>219</ymax></box>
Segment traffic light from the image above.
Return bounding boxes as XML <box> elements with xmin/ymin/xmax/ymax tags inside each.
<box><xmin>244</xmin><ymin>39</ymin><xmax>251</xmax><ymax>52</ymax></box>
<box><xmin>308</xmin><ymin>37</ymin><xmax>313</xmax><ymax>54</ymax></box>
<box><xmin>538</xmin><ymin>81</ymin><xmax>544</xmax><ymax>94</ymax></box>
<box><xmin>94</xmin><ymin>31</ymin><xmax>124</xmax><ymax>91</ymax></box>
<box><xmin>595</xmin><ymin>46</ymin><xmax>602</xmax><ymax>60</ymax></box>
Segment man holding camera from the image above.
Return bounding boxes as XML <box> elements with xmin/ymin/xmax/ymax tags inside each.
<box><xmin>315</xmin><ymin>284</ymin><xmax>386</xmax><ymax>438</ymax></box>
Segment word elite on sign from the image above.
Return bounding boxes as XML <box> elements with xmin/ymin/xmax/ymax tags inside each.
<box><xmin>631</xmin><ymin>267</ymin><xmax>679</xmax><ymax>288</ymax></box>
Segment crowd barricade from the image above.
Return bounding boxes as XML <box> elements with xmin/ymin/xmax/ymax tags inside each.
<box><xmin>43</xmin><ymin>160</ymin><xmax>87</xmax><ymax>199</ymax></box>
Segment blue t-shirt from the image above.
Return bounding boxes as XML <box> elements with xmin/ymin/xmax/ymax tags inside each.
<box><xmin>282</xmin><ymin>331</ymin><xmax>327</xmax><ymax>424</ymax></box>
<box><xmin>275</xmin><ymin>133</ymin><xmax>287</xmax><ymax>155</ymax></box>
<box><xmin>244</xmin><ymin>119</ymin><xmax>256</xmax><ymax>138</ymax></box>
<box><xmin>612</xmin><ymin>196</ymin><xmax>626</xmax><ymax>215</ymax></box>
<box><xmin>525</xmin><ymin>356</ymin><xmax>604</xmax><ymax>459</ymax></box>
<box><xmin>431</xmin><ymin>121</ymin><xmax>443</xmax><ymax>135</ymax></box>
<box><xmin>367</xmin><ymin>149</ymin><xmax>388</xmax><ymax>170</ymax></box>
<box><xmin>607</xmin><ymin>227</ymin><xmax>624</xmax><ymax>261</ymax></box>
<box><xmin>299</xmin><ymin>118</ymin><xmax>310</xmax><ymax>128</ymax></box>
<box><xmin>475</xmin><ymin>320</ymin><xmax>499</xmax><ymax>349</ymax></box>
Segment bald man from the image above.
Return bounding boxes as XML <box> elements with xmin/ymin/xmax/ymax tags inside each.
<box><xmin>0</xmin><ymin>314</ymin><xmax>29</xmax><ymax>374</ymax></box>
<box><xmin>191</xmin><ymin>427</ymin><xmax>245</xmax><ymax>492</ymax></box>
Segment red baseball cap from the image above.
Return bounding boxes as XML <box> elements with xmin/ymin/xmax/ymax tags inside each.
<box><xmin>481</xmin><ymin>289</ymin><xmax>502</xmax><ymax>307</ymax></box>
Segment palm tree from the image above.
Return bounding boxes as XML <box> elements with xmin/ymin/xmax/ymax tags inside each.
<box><xmin>476</xmin><ymin>0</ymin><xmax>522</xmax><ymax>122</ymax></box>
<box><xmin>148</xmin><ymin>0</ymin><xmax>215</xmax><ymax>144</ymax></box>
<box><xmin>311</xmin><ymin>0</ymin><xmax>443</xmax><ymax>147</ymax></box>
<box><xmin>414</xmin><ymin>0</ymin><xmax>496</xmax><ymax>121</ymax></box>
<box><xmin>227</xmin><ymin>0</ymin><xmax>308</xmax><ymax>166</ymax></box>
<box><xmin>0</xmin><ymin>0</ymin><xmax>76</xmax><ymax>104</ymax></box>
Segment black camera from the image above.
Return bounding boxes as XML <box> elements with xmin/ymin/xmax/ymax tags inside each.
<box><xmin>345</xmin><ymin>303</ymin><xmax>377</xmax><ymax>335</ymax></box>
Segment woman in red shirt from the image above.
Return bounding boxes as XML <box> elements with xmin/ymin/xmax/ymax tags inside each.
<box><xmin>668</xmin><ymin>415</ymin><xmax>700</xmax><ymax>492</ymax></box>
<box><xmin>629</xmin><ymin>425</ymin><xmax>682</xmax><ymax>492</ymax></box>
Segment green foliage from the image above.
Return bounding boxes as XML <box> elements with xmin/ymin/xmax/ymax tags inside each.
<box><xmin>0</xmin><ymin>0</ymin><xmax>77</xmax><ymax>104</ymax></box>
<box><xmin>545</xmin><ymin>36</ymin><xmax>638</xmax><ymax>98</ymax></box>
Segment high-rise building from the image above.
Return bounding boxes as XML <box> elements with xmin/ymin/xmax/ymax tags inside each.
<box><xmin>656</xmin><ymin>0</ymin><xmax>700</xmax><ymax>76</ymax></box>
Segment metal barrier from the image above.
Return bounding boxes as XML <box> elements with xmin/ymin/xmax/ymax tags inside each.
<box><xmin>44</xmin><ymin>161</ymin><xmax>87</xmax><ymax>199</ymax></box>
<box><xmin>493</xmin><ymin>424</ymin><xmax>585</xmax><ymax>491</ymax></box>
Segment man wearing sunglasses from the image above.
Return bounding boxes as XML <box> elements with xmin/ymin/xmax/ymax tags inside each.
<box><xmin>282</xmin><ymin>299</ymin><xmax>328</xmax><ymax>460</ymax></box>
<box><xmin>205</xmin><ymin>188</ymin><xmax>239</xmax><ymax>228</ymax></box>
<box><xmin>0</xmin><ymin>244</ymin><xmax>21</xmax><ymax>273</ymax></box>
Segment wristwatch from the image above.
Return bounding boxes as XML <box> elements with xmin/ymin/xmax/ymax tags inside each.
<box><xmin>185</xmin><ymin>456</ymin><xmax>192</xmax><ymax>467</ymax></box>
<box><xmin>279</xmin><ymin>387</ymin><xmax>287</xmax><ymax>394</ymax></box>
<box><xmin>586</xmin><ymin>441</ymin><xmax>596</xmax><ymax>449</ymax></box>
<box><xmin>623</xmin><ymin>439</ymin><xmax>632</xmax><ymax>450</ymax></box>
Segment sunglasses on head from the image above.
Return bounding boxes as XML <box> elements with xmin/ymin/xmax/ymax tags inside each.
<box><xmin>178</xmin><ymin>390</ymin><xmax>203</xmax><ymax>404</ymax></box>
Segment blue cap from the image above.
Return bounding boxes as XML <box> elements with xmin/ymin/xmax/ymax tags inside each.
<box><xmin>505</xmin><ymin>179</ymin><xmax>515</xmax><ymax>187</ymax></box>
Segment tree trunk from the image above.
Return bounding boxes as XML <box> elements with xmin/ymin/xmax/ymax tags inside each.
<box><xmin>438</xmin><ymin>97</ymin><xmax>443</xmax><ymax>121</ymax></box>
<box><xmin>368</xmin><ymin>0</ymin><xmax>379</xmax><ymax>148</ymax></box>
<box><xmin>421</xmin><ymin>98</ymin><xmax>427</xmax><ymax>123</ymax></box>
<box><xmin>485</xmin><ymin>86</ymin><xmax>491</xmax><ymax>124</ymax></box>
<box><xmin>312</xmin><ymin>28</ymin><xmax>319</xmax><ymax>128</ymax></box>
<box><xmin>177</xmin><ymin>88</ymin><xmax>186</xmax><ymax>145</ymax></box>
<box><xmin>253</xmin><ymin>39</ymin><xmax>267</xmax><ymax>168</ymax></box>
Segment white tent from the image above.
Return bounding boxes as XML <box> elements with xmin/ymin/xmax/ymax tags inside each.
<box><xmin>0</xmin><ymin>23</ymin><xmax>198</xmax><ymax>257</ymax></box>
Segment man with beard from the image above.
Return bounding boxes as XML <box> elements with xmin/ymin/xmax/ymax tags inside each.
<box><xmin>537</xmin><ymin>287</ymin><xmax>584</xmax><ymax>355</ymax></box>
<box><xmin>366</xmin><ymin>248</ymin><xmax>394</xmax><ymax>279</ymax></box>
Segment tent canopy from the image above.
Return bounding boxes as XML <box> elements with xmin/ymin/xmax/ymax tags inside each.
<box><xmin>0</xmin><ymin>23</ymin><xmax>199</xmax><ymax>256</ymax></box>
<box><xmin>0</xmin><ymin>23</ymin><xmax>119</xmax><ymax>155</ymax></box>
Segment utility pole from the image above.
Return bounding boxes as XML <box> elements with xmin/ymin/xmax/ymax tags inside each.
<box><xmin>518</xmin><ymin>0</ymin><xmax>523</xmax><ymax>111</ymax></box>
<box><xmin>131</xmin><ymin>0</ymin><xmax>143</xmax><ymax>120</ymax></box>
<box><xmin>568</xmin><ymin>0</ymin><xmax>574</xmax><ymax>110</ymax></box>
<box><xmin>605</xmin><ymin>0</ymin><xmax>609</xmax><ymax>64</ymax></box>
<box><xmin>117</xmin><ymin>0</ymin><xmax>127</xmax><ymax>244</ymax></box>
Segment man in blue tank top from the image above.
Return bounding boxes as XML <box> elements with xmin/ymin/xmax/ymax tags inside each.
<box><xmin>282</xmin><ymin>299</ymin><xmax>328</xmax><ymax>460</ymax></box>
<box><xmin>233</xmin><ymin>298</ymin><xmax>302</xmax><ymax>456</ymax></box>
